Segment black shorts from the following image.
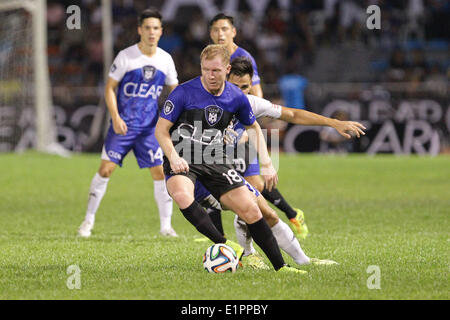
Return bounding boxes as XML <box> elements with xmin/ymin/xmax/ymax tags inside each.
<box><xmin>229</xmin><ymin>141</ymin><xmax>258</xmax><ymax>176</ymax></box>
<box><xmin>163</xmin><ymin>156</ymin><xmax>246</xmax><ymax>201</ymax></box>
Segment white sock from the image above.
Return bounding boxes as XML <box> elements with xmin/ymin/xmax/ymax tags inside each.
<box><xmin>271</xmin><ymin>220</ymin><xmax>310</xmax><ymax>265</ymax></box>
<box><xmin>85</xmin><ymin>173</ymin><xmax>109</xmax><ymax>224</ymax></box>
<box><xmin>153</xmin><ymin>179</ymin><xmax>173</xmax><ymax>231</ymax></box>
<box><xmin>233</xmin><ymin>215</ymin><xmax>255</xmax><ymax>256</ymax></box>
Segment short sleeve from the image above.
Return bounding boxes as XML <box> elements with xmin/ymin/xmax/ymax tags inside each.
<box><xmin>236</xmin><ymin>94</ymin><xmax>256</xmax><ymax>126</ymax></box>
<box><xmin>108</xmin><ymin>51</ymin><xmax>127</xmax><ymax>82</ymax></box>
<box><xmin>247</xmin><ymin>95</ymin><xmax>282</xmax><ymax>119</ymax></box>
<box><xmin>165</xmin><ymin>55</ymin><xmax>179</xmax><ymax>86</ymax></box>
<box><xmin>159</xmin><ymin>85</ymin><xmax>186</xmax><ymax>123</ymax></box>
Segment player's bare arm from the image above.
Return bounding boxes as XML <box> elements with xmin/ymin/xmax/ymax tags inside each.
<box><xmin>155</xmin><ymin>117</ymin><xmax>189</xmax><ymax>174</ymax></box>
<box><xmin>104</xmin><ymin>77</ymin><xmax>128</xmax><ymax>135</ymax></box>
<box><xmin>228</xmin><ymin>58</ymin><xmax>365</xmax><ymax>139</ymax></box>
<box><xmin>245</xmin><ymin>121</ymin><xmax>278</xmax><ymax>191</ymax></box>
<box><xmin>279</xmin><ymin>107</ymin><xmax>366</xmax><ymax>139</ymax></box>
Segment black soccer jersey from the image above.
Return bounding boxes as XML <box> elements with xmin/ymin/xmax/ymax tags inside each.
<box><xmin>160</xmin><ymin>77</ymin><xmax>255</xmax><ymax>164</ymax></box>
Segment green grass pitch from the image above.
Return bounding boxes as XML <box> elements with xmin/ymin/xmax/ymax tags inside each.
<box><xmin>0</xmin><ymin>152</ymin><xmax>448</xmax><ymax>299</ymax></box>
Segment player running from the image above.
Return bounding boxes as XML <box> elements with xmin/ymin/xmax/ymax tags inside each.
<box><xmin>194</xmin><ymin>57</ymin><xmax>366</xmax><ymax>268</ymax></box>
<box><xmin>156</xmin><ymin>44</ymin><xmax>305</xmax><ymax>273</ymax></box>
<box><xmin>78</xmin><ymin>9</ymin><xmax>179</xmax><ymax>238</ymax></box>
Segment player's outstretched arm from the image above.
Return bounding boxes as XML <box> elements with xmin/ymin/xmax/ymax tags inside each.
<box><xmin>329</xmin><ymin>119</ymin><xmax>367</xmax><ymax>139</ymax></box>
<box><xmin>245</xmin><ymin>121</ymin><xmax>278</xmax><ymax>191</ymax></box>
<box><xmin>279</xmin><ymin>107</ymin><xmax>366</xmax><ymax>139</ymax></box>
<box><xmin>155</xmin><ymin>117</ymin><xmax>189</xmax><ymax>174</ymax></box>
<box><xmin>105</xmin><ymin>77</ymin><xmax>128</xmax><ymax>135</ymax></box>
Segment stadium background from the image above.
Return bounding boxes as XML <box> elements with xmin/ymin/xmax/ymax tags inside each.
<box><xmin>0</xmin><ymin>0</ymin><xmax>449</xmax><ymax>301</ymax></box>
<box><xmin>1</xmin><ymin>0</ymin><xmax>449</xmax><ymax>155</ymax></box>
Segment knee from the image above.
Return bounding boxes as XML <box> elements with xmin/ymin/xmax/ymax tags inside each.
<box><xmin>241</xmin><ymin>202</ymin><xmax>263</xmax><ymax>224</ymax></box>
<box><xmin>98</xmin><ymin>160</ymin><xmax>116</xmax><ymax>178</ymax></box>
<box><xmin>254</xmin><ymin>179</ymin><xmax>264</xmax><ymax>192</ymax></box>
<box><xmin>262</xmin><ymin>207</ymin><xmax>279</xmax><ymax>227</ymax></box>
<box><xmin>150</xmin><ymin>166</ymin><xmax>165</xmax><ymax>180</ymax></box>
<box><xmin>169</xmin><ymin>189</ymin><xmax>194</xmax><ymax>209</ymax></box>
<box><xmin>98</xmin><ymin>167</ymin><xmax>114</xmax><ymax>178</ymax></box>
<box><xmin>248</xmin><ymin>176</ymin><xmax>264</xmax><ymax>192</ymax></box>
<box><xmin>256</xmin><ymin>195</ymin><xmax>279</xmax><ymax>227</ymax></box>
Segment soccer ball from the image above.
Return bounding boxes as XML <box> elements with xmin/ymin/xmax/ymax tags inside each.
<box><xmin>203</xmin><ymin>243</ymin><xmax>239</xmax><ymax>273</ymax></box>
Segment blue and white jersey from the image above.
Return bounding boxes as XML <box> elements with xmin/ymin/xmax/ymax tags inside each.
<box><xmin>108</xmin><ymin>44</ymin><xmax>178</xmax><ymax>129</ymax></box>
<box><xmin>230</xmin><ymin>47</ymin><xmax>260</xmax><ymax>85</ymax></box>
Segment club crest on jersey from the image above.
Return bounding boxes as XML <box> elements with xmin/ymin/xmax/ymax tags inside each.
<box><xmin>204</xmin><ymin>105</ymin><xmax>223</xmax><ymax>126</ymax></box>
<box><xmin>164</xmin><ymin>100</ymin><xmax>174</xmax><ymax>115</ymax></box>
<box><xmin>142</xmin><ymin>65</ymin><xmax>156</xmax><ymax>81</ymax></box>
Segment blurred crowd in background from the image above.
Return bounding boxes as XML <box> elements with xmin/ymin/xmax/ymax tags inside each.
<box><xmin>1</xmin><ymin>0</ymin><xmax>448</xmax><ymax>154</ymax></box>
<box><xmin>46</xmin><ymin>0</ymin><xmax>449</xmax><ymax>98</ymax></box>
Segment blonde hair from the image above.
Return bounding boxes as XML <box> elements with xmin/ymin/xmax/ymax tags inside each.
<box><xmin>200</xmin><ymin>44</ymin><xmax>230</xmax><ymax>66</ymax></box>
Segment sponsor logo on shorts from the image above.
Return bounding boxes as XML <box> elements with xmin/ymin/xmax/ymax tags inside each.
<box><xmin>107</xmin><ymin>150</ymin><xmax>122</xmax><ymax>160</ymax></box>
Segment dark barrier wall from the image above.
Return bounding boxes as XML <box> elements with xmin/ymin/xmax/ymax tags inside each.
<box><xmin>283</xmin><ymin>91</ymin><xmax>449</xmax><ymax>155</ymax></box>
<box><xmin>1</xmin><ymin>87</ymin><xmax>448</xmax><ymax>155</ymax></box>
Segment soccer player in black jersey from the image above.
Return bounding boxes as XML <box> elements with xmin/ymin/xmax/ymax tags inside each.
<box><xmin>155</xmin><ymin>44</ymin><xmax>304</xmax><ymax>273</ymax></box>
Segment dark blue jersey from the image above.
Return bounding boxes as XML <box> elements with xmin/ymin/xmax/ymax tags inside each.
<box><xmin>160</xmin><ymin>77</ymin><xmax>255</xmax><ymax>163</ymax></box>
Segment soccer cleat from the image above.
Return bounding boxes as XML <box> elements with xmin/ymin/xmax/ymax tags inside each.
<box><xmin>309</xmin><ymin>258</ymin><xmax>338</xmax><ymax>265</ymax></box>
<box><xmin>289</xmin><ymin>208</ymin><xmax>309</xmax><ymax>240</ymax></box>
<box><xmin>193</xmin><ymin>236</ymin><xmax>210</xmax><ymax>242</ymax></box>
<box><xmin>277</xmin><ymin>265</ymin><xmax>308</xmax><ymax>274</ymax></box>
<box><xmin>225</xmin><ymin>240</ymin><xmax>244</xmax><ymax>261</ymax></box>
<box><xmin>194</xmin><ymin>233</ymin><xmax>226</xmax><ymax>242</ymax></box>
<box><xmin>78</xmin><ymin>220</ymin><xmax>94</xmax><ymax>238</ymax></box>
<box><xmin>242</xmin><ymin>252</ymin><xmax>270</xmax><ymax>270</ymax></box>
<box><xmin>160</xmin><ymin>227</ymin><xmax>178</xmax><ymax>237</ymax></box>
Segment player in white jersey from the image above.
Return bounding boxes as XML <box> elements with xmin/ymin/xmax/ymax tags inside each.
<box><xmin>78</xmin><ymin>9</ymin><xmax>179</xmax><ymax>238</ymax></box>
